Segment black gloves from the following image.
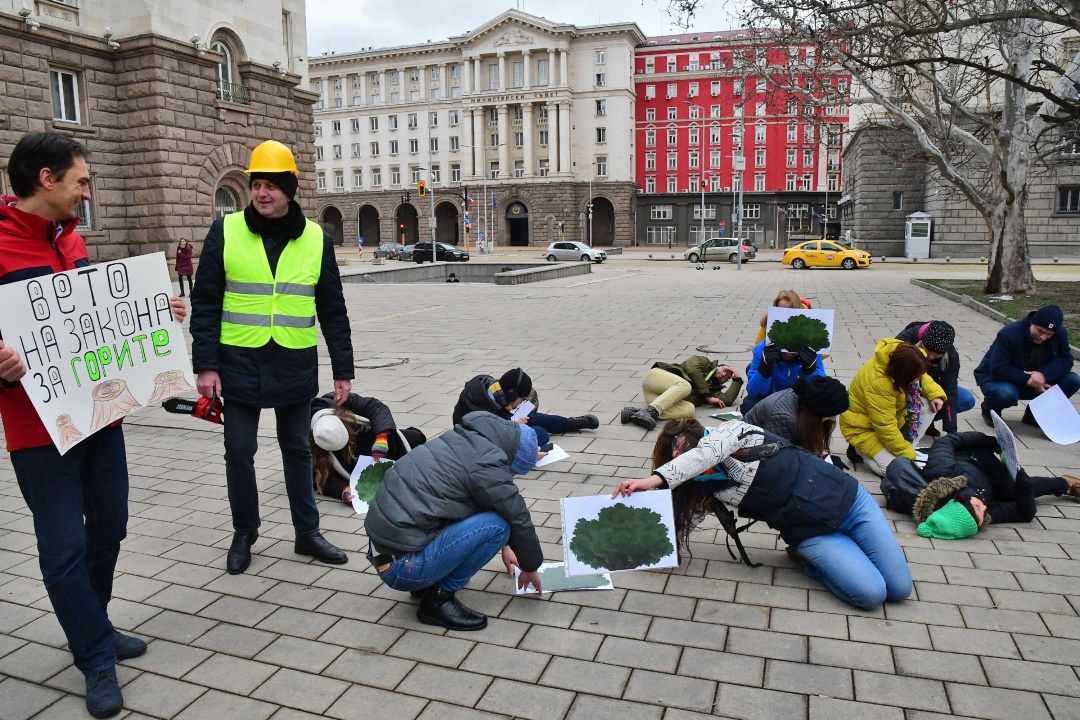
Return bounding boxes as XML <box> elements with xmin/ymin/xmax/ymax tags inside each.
<box><xmin>798</xmin><ymin>347</ymin><xmax>818</xmax><ymax>374</ymax></box>
<box><xmin>758</xmin><ymin>344</ymin><xmax>782</xmax><ymax>378</ymax></box>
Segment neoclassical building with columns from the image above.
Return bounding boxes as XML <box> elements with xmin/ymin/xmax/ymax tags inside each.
<box><xmin>309</xmin><ymin>10</ymin><xmax>643</xmax><ymax>248</ymax></box>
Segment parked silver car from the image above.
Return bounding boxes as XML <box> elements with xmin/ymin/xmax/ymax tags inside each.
<box><xmin>545</xmin><ymin>241</ymin><xmax>606</xmax><ymax>263</ymax></box>
<box><xmin>684</xmin><ymin>238</ymin><xmax>757</xmax><ymax>264</ymax></box>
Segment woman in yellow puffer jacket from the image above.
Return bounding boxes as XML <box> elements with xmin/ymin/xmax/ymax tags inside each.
<box><xmin>841</xmin><ymin>339</ymin><xmax>946</xmax><ymax>477</ymax></box>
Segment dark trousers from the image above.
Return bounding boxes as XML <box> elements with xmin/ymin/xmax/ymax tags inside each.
<box><xmin>11</xmin><ymin>425</ymin><xmax>128</xmax><ymax>676</ymax></box>
<box><xmin>178</xmin><ymin>275</ymin><xmax>193</xmax><ymax>296</ymax></box>
<box><xmin>224</xmin><ymin>399</ymin><xmax>320</xmax><ymax>536</ymax></box>
<box><xmin>526</xmin><ymin>411</ymin><xmax>576</xmax><ymax>445</ymax></box>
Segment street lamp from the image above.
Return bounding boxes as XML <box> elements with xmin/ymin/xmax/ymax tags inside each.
<box><xmin>683</xmin><ymin>100</ymin><xmax>705</xmax><ymax>254</ymax></box>
<box><xmin>588</xmin><ymin>161</ymin><xmax>593</xmax><ymax>247</ymax></box>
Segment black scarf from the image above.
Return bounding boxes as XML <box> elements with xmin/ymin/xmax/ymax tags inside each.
<box><xmin>243</xmin><ymin>200</ymin><xmax>307</xmax><ymax>243</ymax></box>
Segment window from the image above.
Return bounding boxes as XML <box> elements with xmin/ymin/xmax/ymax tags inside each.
<box><xmin>450</xmin><ymin>136</ymin><xmax>460</xmax><ymax>151</ymax></box>
<box><xmin>449</xmin><ymin>110</ymin><xmax>459</xmax><ymax>125</ymax></box>
<box><xmin>787</xmin><ymin>148</ymin><xmax>796</xmax><ymax>167</ymax></box>
<box><xmin>370</xmin><ymin>93</ymin><xmax>380</xmax><ymax>105</ymax></box>
<box><xmin>803</xmin><ymin>148</ymin><xmax>814</xmax><ymax>167</ymax></box>
<box><xmin>489</xmin><ymin>162</ymin><xmax>499</xmax><ymax>179</ymax></box>
<box><xmin>667</xmin><ymin>83</ymin><xmax>677</xmax><ymax>99</ymax></box>
<box><xmin>692</xmin><ymin>205</ymin><xmax>716</xmax><ymax>219</ymax></box>
<box><xmin>755</xmin><ymin>174</ymin><xmax>765</xmax><ymax>191</ymax></box>
<box><xmin>755</xmin><ymin>102</ymin><xmax>765</xmax><ymax>116</ymax></box>
<box><xmin>315</xmin><ymin>146</ymin><xmax>324</xmax><ymax>161</ymax></box>
<box><xmin>74</xmin><ymin>196</ymin><xmax>94</xmax><ymax>231</ymax></box>
<box><xmin>390</xmin><ymin>92</ymin><xmax>400</xmax><ymax>103</ymax></box>
<box><xmin>371</xmin><ymin>74</ymin><xmax>381</xmax><ymax>86</ymax></box>
<box><xmin>429</xmin><ymin>111</ymin><xmax>438</xmax><ymax>127</ymax></box>
<box><xmin>596</xmin><ymin>73</ymin><xmax>606</xmax><ymax>87</ymax></box>
<box><xmin>334</xmin><ymin>170</ymin><xmax>344</xmax><ymax>189</ymax></box>
<box><xmin>667</xmin><ymin>177</ymin><xmax>677</xmax><ymax>192</ymax></box>
<box><xmin>787</xmin><ymin>124</ymin><xmax>797</xmax><ymax>143</ymax></box>
<box><xmin>689</xmin><ymin>56</ymin><xmax>699</xmax><ymax>71</ymax></box>
<box><xmin>430</xmin><ymin>67</ymin><xmax>440</xmax><ymax>81</ymax></box>
<box><xmin>667</xmin><ymin>106</ymin><xmax>677</xmax><ymax>120</ymax></box>
<box><xmin>646</xmin><ymin>226</ymin><xmax>677</xmax><ymax>245</ymax></box>
<box><xmin>734</xmin><ymin>106</ymin><xmax>743</xmax><ymax>118</ymax></box>
<box><xmin>371</xmin><ymin>168</ymin><xmax>381</xmax><ymax>186</ymax></box>
<box><xmin>430</xmin><ymin>138</ymin><xmax>438</xmax><ymax>152</ymax></box>
<box><xmin>711</xmin><ymin>81</ymin><xmax>720</xmax><ymax>96</ymax></box>
<box><xmin>387</xmin><ymin>72</ymin><xmax>397</xmax><ymax>85</ymax></box>
<box><xmin>408</xmin><ymin>113</ymin><xmax>418</xmax><ymax>129</ymax></box>
<box><xmin>351</xmin><ymin>143</ymin><xmax>361</xmax><ymax>157</ymax></box>
<box><xmin>893</xmin><ymin>192</ymin><xmax>904</xmax><ymax>210</ymax></box>
<box><xmin>755</xmin><ymin>148</ymin><xmax>765</xmax><ymax>167</ymax></box>
<box><xmin>645</xmin><ymin>85</ymin><xmax>655</xmax><ymax>100</ymax></box>
<box><xmin>734</xmin><ymin>79</ymin><xmax>743</xmax><ymax>95</ymax></box>
<box><xmin>829</xmin><ymin>150</ymin><xmax>840</xmax><ymax>171</ymax></box>
<box><xmin>370</xmin><ymin>142</ymin><xmax>380</xmax><ymax>156</ymax></box>
<box><xmin>646</xmin><ymin>108</ymin><xmax>656</xmax><ymax>121</ymax></box>
<box><xmin>800</xmin><ymin>174</ymin><xmax>813</xmax><ymax>190</ymax></box>
<box><xmin>645</xmin><ymin>152</ymin><xmax>656</xmax><ymax>170</ymax></box>
<box><xmin>710</xmin><ymin>105</ymin><xmax>720</xmax><ymax>118</ymax></box>
<box><xmin>667</xmin><ymin>127</ymin><xmax>678</xmax><ymax>145</ymax></box>
<box><xmin>689</xmin><ymin>82</ymin><xmax>699</xmax><ymax>98</ymax></box>
<box><xmin>645</xmin><ymin>129</ymin><xmax>656</xmax><ymax>147</ymax></box>
<box><xmin>596</xmin><ymin>100</ymin><xmax>606</xmax><ymax>116</ymax></box>
<box><xmin>314</xmin><ymin>123</ymin><xmax>322</xmax><ymax>136</ymax></box>
<box><xmin>389</xmin><ymin>140</ymin><xmax>399</xmax><ymax>154</ymax></box>
<box><xmin>488</xmin><ymin>107</ymin><xmax>498</xmax><ymax>122</ymax></box>
<box><xmin>409</xmin><ymin>139</ymin><xmax>419</xmax><ymax>153</ymax></box>
<box><xmin>430</xmin><ymin>88</ymin><xmax>441</xmax><ymax>100</ymax></box>
<box><xmin>391</xmin><ymin>166</ymin><xmax>401</xmax><ymax>185</ymax></box>
<box><xmin>451</xmin><ymin>87</ymin><xmax>461</xmax><ymax>98</ymax></box>
<box><xmin>650</xmin><ymin>205</ymin><xmax>673</xmax><ymax>220</ymax></box>
<box><xmin>514</xmin><ymin>160</ymin><xmax>524</xmax><ymax>178</ymax></box>
<box><xmin>488</xmin><ymin>63</ymin><xmax>499</xmax><ymax>90</ymax></box>
<box><xmin>410</xmin><ymin>90</ymin><xmax>420</xmax><ymax>102</ymax></box>
<box><xmin>513</xmin><ymin>61</ymin><xmax>523</xmax><ymax>87</ymax></box>
<box><xmin>431</xmin><ymin>164</ymin><xmax>441</xmax><ymax>183</ymax></box>
<box><xmin>513</xmin><ymin>132</ymin><xmax>523</xmax><ymax>147</ymax></box>
<box><xmin>316</xmin><ymin>171</ymin><xmax>326</xmax><ymax>190</ymax></box>
<box><xmin>688</xmin><ymin>104</ymin><xmax>700</xmax><ymax>120</ymax></box>
<box><xmin>512</xmin><ymin>105</ymin><xmax>523</xmax><ymax>121</ymax></box>
<box><xmin>596</xmin><ymin>50</ymin><xmax>606</xmax><ymax>64</ymax></box>
<box><xmin>410</xmin><ymin>166</ymin><xmax>421</xmax><ymax>183</ymax></box>
<box><xmin>689</xmin><ymin>127</ymin><xmax>699</xmax><ymax>145</ymax></box>
<box><xmin>828</xmin><ymin>125</ymin><xmax>842</xmax><ymax>147</ymax></box>
<box><xmin>667</xmin><ymin>151</ymin><xmax>678</xmax><ymax>169</ymax></box>
<box><xmin>331</xmin><ymin>120</ymin><xmax>341</xmax><ymax>135</ymax></box>
<box><xmin>451</xmin><ymin>163</ymin><xmax>461</xmax><ymax>182</ymax></box>
<box><xmin>451</xmin><ymin>65</ymin><xmax>460</xmax><ymax>79</ymax></box>
<box><xmin>369</xmin><ymin>117</ymin><xmax>379</xmax><ymax>131</ymax></box>
<box><xmin>645</xmin><ymin>176</ymin><xmax>656</xmax><ymax>193</ymax></box>
<box><xmin>755</xmin><ymin>124</ymin><xmax>766</xmax><ymax>143</ymax></box>
<box><xmin>786</xmin><ymin>173</ymin><xmax>796</xmax><ymax>191</ymax></box>
<box><xmin>756</xmin><ymin>77</ymin><xmax>766</xmax><ymax>93</ymax></box>
<box><xmin>539</xmin><ymin>130</ymin><xmax>549</xmax><ymax>146</ymax></box>
<box><xmin>333</xmin><ymin>98</ymin><xmax>343</xmax><ymax>108</ymax></box>
<box><xmin>710</xmin><ymin>150</ymin><xmax>720</xmax><ymax>168</ymax></box>
<box><xmin>354</xmin><ymin>171</ymin><xmax>363</xmax><ymax>188</ymax></box>
<box><xmin>538</xmin><ymin>158</ymin><xmax>550</xmax><ymax>177</ymax></box>
<box><xmin>667</xmin><ymin>56</ymin><xmax>676</xmax><ymax>72</ymax></box>
<box><xmin>389</xmin><ymin>115</ymin><xmax>398</xmax><ymax>130</ymax></box>
<box><xmin>351</xmin><ymin>118</ymin><xmax>361</xmax><ymax>133</ymax></box>
<box><xmin>538</xmin><ymin>105</ymin><xmax>549</xmax><ymax>121</ymax></box>
<box><xmin>1057</xmin><ymin>186</ymin><xmax>1080</xmax><ymax>212</ymax></box>
<box><xmin>645</xmin><ymin>57</ymin><xmax>654</xmax><ymax>74</ymax></box>
<box><xmin>838</xmin><ymin>78</ymin><xmax>848</xmax><ymax>93</ymax></box>
<box><xmin>804</xmin><ymin>124</ymin><xmax>815</xmax><ymax>143</ymax></box>
<box><xmin>409</xmin><ymin>69</ymin><xmax>419</xmax><ymax>82</ymax></box>
<box><xmin>537</xmin><ymin>58</ymin><xmax>549</xmax><ymax>85</ymax></box>
<box><xmin>732</xmin><ymin>129</ymin><xmax>742</xmax><ymax>147</ymax></box>
<box><xmin>742</xmin><ymin>204</ymin><xmax>761</xmax><ymax>219</ymax></box>
<box><xmin>827</xmin><ymin>174</ymin><xmax>839</xmax><ymax>192</ymax></box>
<box><xmin>710</xmin><ymin>126</ymin><xmax>720</xmax><ymax>144</ymax></box>
<box><xmin>489</xmin><ymin>133</ymin><xmax>499</xmax><ymax>146</ymax></box>
<box><xmin>689</xmin><ymin>150</ymin><xmax>699</xmax><ymax>169</ymax></box>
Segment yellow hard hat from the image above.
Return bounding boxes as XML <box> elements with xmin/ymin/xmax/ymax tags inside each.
<box><xmin>247</xmin><ymin>140</ymin><xmax>298</xmax><ymax>175</ymax></box>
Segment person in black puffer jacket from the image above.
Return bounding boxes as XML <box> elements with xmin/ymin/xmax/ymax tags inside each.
<box><xmin>896</xmin><ymin>321</ymin><xmax>975</xmax><ymax>436</ymax></box>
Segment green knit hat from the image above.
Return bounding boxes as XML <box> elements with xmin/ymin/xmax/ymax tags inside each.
<box><xmin>917</xmin><ymin>499</ymin><xmax>978</xmax><ymax>540</ymax></box>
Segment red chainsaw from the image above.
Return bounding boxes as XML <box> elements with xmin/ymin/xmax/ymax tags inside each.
<box><xmin>162</xmin><ymin>393</ymin><xmax>224</xmax><ymax>424</ymax></box>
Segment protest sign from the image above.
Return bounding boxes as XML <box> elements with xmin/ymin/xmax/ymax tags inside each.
<box><xmin>0</xmin><ymin>252</ymin><xmax>193</xmax><ymax>454</ymax></box>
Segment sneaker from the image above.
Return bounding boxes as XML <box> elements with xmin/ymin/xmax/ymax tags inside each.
<box><xmin>85</xmin><ymin>666</ymin><xmax>122</xmax><ymax>718</ymax></box>
<box><xmin>113</xmin><ymin>631</ymin><xmax>147</xmax><ymax>661</ymax></box>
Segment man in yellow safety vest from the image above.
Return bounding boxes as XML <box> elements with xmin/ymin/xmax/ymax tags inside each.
<box><xmin>190</xmin><ymin>140</ymin><xmax>354</xmax><ymax>574</ymax></box>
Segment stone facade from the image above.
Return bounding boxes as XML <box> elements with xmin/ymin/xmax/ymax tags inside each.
<box><xmin>0</xmin><ymin>6</ymin><xmax>315</xmax><ymax>271</ymax></box>
<box><xmin>842</xmin><ymin>123</ymin><xmax>1080</xmax><ymax>258</ymax></box>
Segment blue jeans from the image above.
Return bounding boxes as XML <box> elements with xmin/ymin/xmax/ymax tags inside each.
<box><xmin>376</xmin><ymin>512</ymin><xmax>510</xmax><ymax>594</ymax></box>
<box><xmin>797</xmin><ymin>485</ymin><xmax>912</xmax><ymax>610</ymax></box>
<box><xmin>224</xmin><ymin>399</ymin><xmax>320</xmax><ymax>536</ymax></box>
<box><xmin>980</xmin><ymin>372</ymin><xmax>1080</xmax><ymax>413</ymax></box>
<box><xmin>11</xmin><ymin>425</ymin><xmax>128</xmax><ymax>675</ymax></box>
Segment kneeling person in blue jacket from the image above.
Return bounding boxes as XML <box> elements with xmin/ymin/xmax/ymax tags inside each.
<box><xmin>365</xmin><ymin>412</ymin><xmax>545</xmax><ymax>631</ymax></box>
<box><xmin>742</xmin><ymin>340</ymin><xmax>825</xmax><ymax>414</ymax></box>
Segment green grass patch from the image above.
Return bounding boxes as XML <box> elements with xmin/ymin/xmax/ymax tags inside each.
<box><xmin>921</xmin><ymin>279</ymin><xmax>1080</xmax><ymax>324</ymax></box>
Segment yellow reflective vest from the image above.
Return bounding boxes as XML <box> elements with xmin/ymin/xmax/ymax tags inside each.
<box><xmin>220</xmin><ymin>212</ymin><xmax>323</xmax><ymax>349</ymax></box>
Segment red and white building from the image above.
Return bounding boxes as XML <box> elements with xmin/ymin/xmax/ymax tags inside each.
<box><xmin>634</xmin><ymin>32</ymin><xmax>851</xmax><ymax>248</ymax></box>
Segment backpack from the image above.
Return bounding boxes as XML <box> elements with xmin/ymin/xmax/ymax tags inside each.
<box><xmin>880</xmin><ymin>457</ymin><xmax>928</xmax><ymax>515</ymax></box>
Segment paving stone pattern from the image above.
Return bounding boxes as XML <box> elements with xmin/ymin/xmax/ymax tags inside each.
<box><xmin>2</xmin><ymin>262</ymin><xmax>1079</xmax><ymax>719</ymax></box>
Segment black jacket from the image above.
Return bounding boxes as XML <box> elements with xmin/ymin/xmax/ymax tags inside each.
<box><xmin>452</xmin><ymin>375</ymin><xmax>511</xmax><ymax>425</ymax></box>
<box><xmin>190</xmin><ymin>205</ymin><xmax>354</xmax><ymax>407</ymax></box>
<box><xmin>365</xmin><ymin>412</ymin><xmax>543</xmax><ymax>572</ymax></box>
<box><xmin>974</xmin><ymin>311</ymin><xmax>1075</xmax><ymax>389</ymax></box>
<box><xmin>897</xmin><ymin>321</ymin><xmax>962</xmax><ymax>433</ymax></box>
<box><xmin>921</xmin><ymin>431</ymin><xmax>1056</xmax><ymax>524</ymax></box>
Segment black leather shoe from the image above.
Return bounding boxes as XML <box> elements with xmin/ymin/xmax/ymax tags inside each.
<box><xmin>982</xmin><ymin>408</ymin><xmax>994</xmax><ymax>427</ymax></box>
<box><xmin>85</xmin><ymin>666</ymin><xmax>122</xmax><ymax>718</ymax></box>
<box><xmin>416</xmin><ymin>588</ymin><xmax>487</xmax><ymax>631</ymax></box>
<box><xmin>295</xmin><ymin>532</ymin><xmax>348</xmax><ymax>565</ymax></box>
<box><xmin>113</xmin><ymin>631</ymin><xmax>147</xmax><ymax>661</ymax></box>
<box><xmin>1021</xmin><ymin>406</ymin><xmax>1039</xmax><ymax>426</ymax></box>
<box><xmin>226</xmin><ymin>530</ymin><xmax>258</xmax><ymax>575</ymax></box>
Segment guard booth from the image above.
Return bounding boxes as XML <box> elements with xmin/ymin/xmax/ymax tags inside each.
<box><xmin>905</xmin><ymin>212</ymin><xmax>932</xmax><ymax>259</ymax></box>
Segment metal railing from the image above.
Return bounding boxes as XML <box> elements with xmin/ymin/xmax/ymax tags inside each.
<box><xmin>216</xmin><ymin>81</ymin><xmax>250</xmax><ymax>104</ymax></box>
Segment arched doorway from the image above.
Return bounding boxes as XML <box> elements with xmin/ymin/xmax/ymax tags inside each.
<box><xmin>358</xmin><ymin>204</ymin><xmax>380</xmax><ymax>246</ymax></box>
<box><xmin>435</xmin><ymin>201</ymin><xmax>459</xmax><ymax>244</ymax></box>
<box><xmin>589</xmin><ymin>197</ymin><xmax>615</xmax><ymax>246</ymax></box>
<box><xmin>321</xmin><ymin>206</ymin><xmax>344</xmax><ymax>245</ymax></box>
<box><xmin>505</xmin><ymin>201</ymin><xmax>529</xmax><ymax>246</ymax></box>
<box><xmin>395</xmin><ymin>204</ymin><xmax>419</xmax><ymax>245</ymax></box>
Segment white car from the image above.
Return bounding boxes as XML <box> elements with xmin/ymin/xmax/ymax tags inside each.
<box><xmin>545</xmin><ymin>241</ymin><xmax>607</xmax><ymax>263</ymax></box>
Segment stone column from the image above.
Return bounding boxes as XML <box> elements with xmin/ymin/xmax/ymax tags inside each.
<box><xmin>356</xmin><ymin>73</ymin><xmax>365</xmax><ymax>105</ymax></box>
<box><xmin>548</xmin><ymin>101</ymin><xmax>559</xmax><ymax>173</ymax></box>
<box><xmin>558</xmin><ymin>101</ymin><xmax>571</xmax><ymax>175</ymax></box>
<box><xmin>547</xmin><ymin>49</ymin><xmax>555</xmax><ymax>86</ymax></box>
<box><xmin>559</xmin><ymin>49</ymin><xmax>568</xmax><ymax>86</ymax></box>
<box><xmin>523</xmin><ymin>49</ymin><xmax>531</xmax><ymax>88</ymax></box>
<box><xmin>472</xmin><ymin>108</ymin><xmax>484</xmax><ymax>179</ymax></box>
<box><xmin>498</xmin><ymin>104</ymin><xmax>510</xmax><ymax>177</ymax></box>
<box><xmin>375</xmin><ymin>70</ymin><xmax>385</xmax><ymax>102</ymax></box>
<box><xmin>462</xmin><ymin>57</ymin><xmax>472</xmax><ymax>95</ymax></box>
<box><xmin>498</xmin><ymin>52</ymin><xmax>507</xmax><ymax>91</ymax></box>
<box><xmin>522</xmin><ymin>102</ymin><xmax>534</xmax><ymax>177</ymax></box>
<box><xmin>418</xmin><ymin>64</ymin><xmax>427</xmax><ymax>101</ymax></box>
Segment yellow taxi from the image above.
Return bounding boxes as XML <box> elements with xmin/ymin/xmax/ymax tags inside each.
<box><xmin>782</xmin><ymin>240</ymin><xmax>872</xmax><ymax>270</ymax></box>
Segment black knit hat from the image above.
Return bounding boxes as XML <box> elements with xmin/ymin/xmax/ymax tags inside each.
<box><xmin>250</xmin><ymin>171</ymin><xmax>299</xmax><ymax>200</ymax></box>
<box><xmin>920</xmin><ymin>321</ymin><xmax>955</xmax><ymax>354</ymax></box>
<box><xmin>1030</xmin><ymin>305</ymin><xmax>1064</xmax><ymax>331</ymax></box>
<box><xmin>499</xmin><ymin>368</ymin><xmax>532</xmax><ymax>402</ymax></box>
<box><xmin>794</xmin><ymin>376</ymin><xmax>849</xmax><ymax>417</ymax></box>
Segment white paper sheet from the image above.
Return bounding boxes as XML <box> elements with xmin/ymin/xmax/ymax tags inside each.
<box><xmin>1029</xmin><ymin>385</ymin><xmax>1080</xmax><ymax>445</ymax></box>
<box><xmin>513</xmin><ymin>561</ymin><xmax>613</xmax><ymax>594</ymax></box>
<box><xmin>511</xmin><ymin>400</ymin><xmax>535</xmax><ymax>422</ymax></box>
<box><xmin>709</xmin><ymin>410</ymin><xmax>743</xmax><ymax>421</ymax></box>
<box><xmin>535</xmin><ymin>444</ymin><xmax>568</xmax><ymax>467</ymax></box>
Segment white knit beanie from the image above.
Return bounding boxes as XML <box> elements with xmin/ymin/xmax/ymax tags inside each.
<box><xmin>311</xmin><ymin>409</ymin><xmax>348</xmax><ymax>451</ymax></box>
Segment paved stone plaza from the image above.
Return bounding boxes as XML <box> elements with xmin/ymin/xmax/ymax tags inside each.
<box><xmin>2</xmin><ymin>259</ymin><xmax>1080</xmax><ymax>719</ymax></box>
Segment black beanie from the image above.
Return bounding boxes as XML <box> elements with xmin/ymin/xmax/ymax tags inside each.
<box><xmin>794</xmin><ymin>376</ymin><xmax>850</xmax><ymax>417</ymax></box>
<box><xmin>1030</xmin><ymin>305</ymin><xmax>1064</xmax><ymax>331</ymax></box>
<box><xmin>920</xmin><ymin>321</ymin><xmax>955</xmax><ymax>354</ymax></box>
<box><xmin>499</xmin><ymin>368</ymin><xmax>532</xmax><ymax>401</ymax></box>
<box><xmin>250</xmin><ymin>171</ymin><xmax>299</xmax><ymax>200</ymax></box>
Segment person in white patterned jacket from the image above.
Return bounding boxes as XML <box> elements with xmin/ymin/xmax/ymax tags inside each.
<box><xmin>613</xmin><ymin>418</ymin><xmax>912</xmax><ymax>610</ymax></box>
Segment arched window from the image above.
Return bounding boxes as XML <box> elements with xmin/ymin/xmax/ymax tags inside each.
<box><xmin>212</xmin><ymin>41</ymin><xmax>232</xmax><ymax>86</ymax></box>
<box><xmin>214</xmin><ymin>186</ymin><xmax>239</xmax><ymax>219</ymax></box>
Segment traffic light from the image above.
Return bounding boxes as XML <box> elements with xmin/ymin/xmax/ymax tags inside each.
<box><xmin>417</xmin><ymin>180</ymin><xmax>427</xmax><ymax>197</ymax></box>
<box><xmin>465</xmin><ymin>221</ymin><xmax>471</xmax><ymax>234</ymax></box>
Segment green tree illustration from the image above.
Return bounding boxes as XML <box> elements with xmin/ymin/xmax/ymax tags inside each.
<box><xmin>767</xmin><ymin>314</ymin><xmax>830</xmax><ymax>351</ymax></box>
<box><xmin>570</xmin><ymin>504</ymin><xmax>674</xmax><ymax>571</ymax></box>
<box><xmin>536</xmin><ymin>564</ymin><xmax>609</xmax><ymax>591</ymax></box>
<box><xmin>354</xmin><ymin>461</ymin><xmax>393</xmax><ymax>504</ymax></box>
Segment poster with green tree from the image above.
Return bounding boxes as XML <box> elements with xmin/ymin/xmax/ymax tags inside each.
<box><xmin>513</xmin><ymin>561</ymin><xmax>613</xmax><ymax>594</ymax></box>
<box><xmin>349</xmin><ymin>456</ymin><xmax>393</xmax><ymax>515</ymax></box>
<box><xmin>561</xmin><ymin>491</ymin><xmax>678</xmax><ymax>576</ymax></box>
<box><xmin>765</xmin><ymin>307</ymin><xmax>835</xmax><ymax>354</ymax></box>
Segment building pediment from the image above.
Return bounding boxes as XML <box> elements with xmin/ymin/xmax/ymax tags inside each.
<box><xmin>451</xmin><ymin>10</ymin><xmax>570</xmax><ymax>54</ymax></box>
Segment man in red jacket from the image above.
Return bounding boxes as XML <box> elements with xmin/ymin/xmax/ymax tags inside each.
<box><xmin>0</xmin><ymin>132</ymin><xmax>186</xmax><ymax>718</ymax></box>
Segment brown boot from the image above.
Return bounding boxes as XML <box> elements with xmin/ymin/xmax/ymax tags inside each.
<box><xmin>1062</xmin><ymin>475</ymin><xmax>1080</xmax><ymax>500</ymax></box>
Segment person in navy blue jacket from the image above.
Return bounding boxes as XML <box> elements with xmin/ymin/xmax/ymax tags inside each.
<box><xmin>741</xmin><ymin>339</ymin><xmax>825</xmax><ymax>413</ymax></box>
<box><xmin>973</xmin><ymin>305</ymin><xmax>1080</xmax><ymax>427</ymax></box>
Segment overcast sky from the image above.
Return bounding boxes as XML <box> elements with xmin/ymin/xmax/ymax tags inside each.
<box><xmin>305</xmin><ymin>0</ymin><xmax>739</xmax><ymax>56</ymax></box>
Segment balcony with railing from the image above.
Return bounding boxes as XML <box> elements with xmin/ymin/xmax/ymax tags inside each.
<box><xmin>217</xmin><ymin>80</ymin><xmax>250</xmax><ymax>104</ymax></box>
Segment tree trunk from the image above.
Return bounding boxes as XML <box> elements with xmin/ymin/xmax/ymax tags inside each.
<box><xmin>984</xmin><ymin>192</ymin><xmax>1036</xmax><ymax>294</ymax></box>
